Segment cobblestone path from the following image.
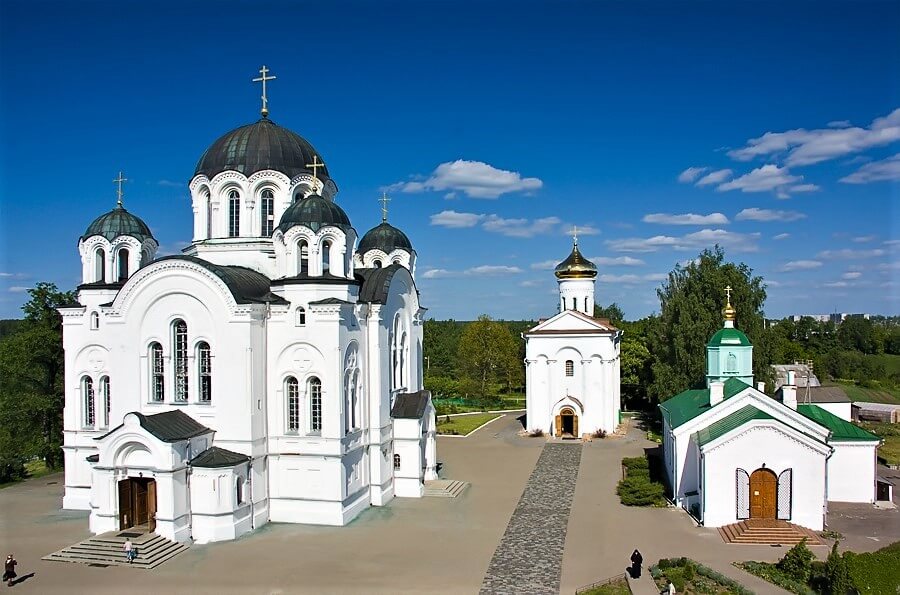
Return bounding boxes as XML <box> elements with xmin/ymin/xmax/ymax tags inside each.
<box><xmin>480</xmin><ymin>442</ymin><xmax>583</xmax><ymax>594</ymax></box>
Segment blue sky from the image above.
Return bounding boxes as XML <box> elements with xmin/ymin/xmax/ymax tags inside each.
<box><xmin>1</xmin><ymin>1</ymin><xmax>898</xmax><ymax>321</ymax></box>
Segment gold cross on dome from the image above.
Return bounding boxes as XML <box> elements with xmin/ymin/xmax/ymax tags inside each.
<box><xmin>724</xmin><ymin>285</ymin><xmax>733</xmax><ymax>305</ymax></box>
<box><xmin>306</xmin><ymin>155</ymin><xmax>325</xmax><ymax>182</ymax></box>
<box><xmin>252</xmin><ymin>65</ymin><xmax>277</xmax><ymax>118</ymax></box>
<box><xmin>113</xmin><ymin>171</ymin><xmax>128</xmax><ymax>206</ymax></box>
<box><xmin>570</xmin><ymin>225</ymin><xmax>579</xmax><ymax>245</ymax></box>
<box><xmin>379</xmin><ymin>192</ymin><xmax>391</xmax><ymax>222</ymax></box>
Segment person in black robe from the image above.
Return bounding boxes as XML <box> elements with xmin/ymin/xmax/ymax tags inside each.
<box><xmin>629</xmin><ymin>549</ymin><xmax>643</xmax><ymax>579</ymax></box>
<box><xmin>3</xmin><ymin>554</ymin><xmax>17</xmax><ymax>586</ymax></box>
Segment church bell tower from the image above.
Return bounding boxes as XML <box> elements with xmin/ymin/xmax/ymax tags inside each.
<box><xmin>553</xmin><ymin>232</ymin><xmax>597</xmax><ymax>316</ymax></box>
<box><xmin>706</xmin><ymin>286</ymin><xmax>754</xmax><ymax>387</ymax></box>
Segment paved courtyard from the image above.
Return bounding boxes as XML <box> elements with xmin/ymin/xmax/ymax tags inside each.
<box><xmin>2</xmin><ymin>413</ymin><xmax>897</xmax><ymax>594</ymax></box>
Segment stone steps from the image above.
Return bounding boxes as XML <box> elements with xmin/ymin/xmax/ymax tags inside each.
<box><xmin>718</xmin><ymin>520</ymin><xmax>821</xmax><ymax>545</ymax></box>
<box><xmin>43</xmin><ymin>532</ymin><xmax>189</xmax><ymax>569</ymax></box>
<box><xmin>424</xmin><ymin>479</ymin><xmax>470</xmax><ymax>498</ymax></box>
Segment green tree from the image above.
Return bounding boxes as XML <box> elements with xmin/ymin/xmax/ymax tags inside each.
<box><xmin>777</xmin><ymin>538</ymin><xmax>814</xmax><ymax>583</ymax></box>
<box><xmin>594</xmin><ymin>302</ymin><xmax>625</xmax><ymax>325</ymax></box>
<box><xmin>649</xmin><ymin>246</ymin><xmax>770</xmax><ymax>401</ymax></box>
<box><xmin>457</xmin><ymin>315</ymin><xmax>519</xmax><ymax>397</ymax></box>
<box><xmin>620</xmin><ymin>336</ymin><xmax>652</xmax><ymax>408</ymax></box>
<box><xmin>824</xmin><ymin>541</ymin><xmax>851</xmax><ymax>595</ymax></box>
<box><xmin>837</xmin><ymin>316</ymin><xmax>882</xmax><ymax>354</ymax></box>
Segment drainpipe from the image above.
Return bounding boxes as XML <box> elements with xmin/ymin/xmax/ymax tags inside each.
<box><xmin>700</xmin><ymin>451</ymin><xmax>705</xmax><ymax>526</ymax></box>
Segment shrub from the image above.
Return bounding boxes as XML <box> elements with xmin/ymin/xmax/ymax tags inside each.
<box><xmin>737</xmin><ymin>561</ymin><xmax>815</xmax><ymax>595</ymax></box>
<box><xmin>823</xmin><ymin>542</ymin><xmax>851</xmax><ymax>595</ymax></box>
<box><xmin>622</xmin><ymin>456</ymin><xmax>649</xmax><ymax>471</ymax></box>
<box><xmin>654</xmin><ymin>559</ymin><xmax>753</xmax><ymax>595</ymax></box>
<box><xmin>592</xmin><ymin>429</ymin><xmax>607</xmax><ymax>439</ymax></box>
<box><xmin>844</xmin><ymin>540</ymin><xmax>900</xmax><ymax>595</ymax></box>
<box><xmin>778</xmin><ymin>538</ymin><xmax>814</xmax><ymax>583</ymax></box>
<box><xmin>617</xmin><ymin>474</ymin><xmax>665</xmax><ymax>506</ymax></box>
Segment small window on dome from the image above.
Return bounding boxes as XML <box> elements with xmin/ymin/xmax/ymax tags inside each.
<box><xmin>297</xmin><ymin>240</ymin><xmax>309</xmax><ymax>275</ymax></box>
<box><xmin>228</xmin><ymin>190</ymin><xmax>241</xmax><ymax>237</ymax></box>
<box><xmin>117</xmin><ymin>248</ymin><xmax>129</xmax><ymax>282</ymax></box>
<box><xmin>373</xmin><ymin>259</ymin><xmax>382</xmax><ymax>268</ymax></box>
<box><xmin>322</xmin><ymin>240</ymin><xmax>332</xmax><ymax>274</ymax></box>
<box><xmin>392</xmin><ymin>258</ymin><xmax>401</xmax><ymax>265</ymax></box>
<box><xmin>94</xmin><ymin>247</ymin><xmax>106</xmax><ymax>283</ymax></box>
<box><xmin>260</xmin><ymin>189</ymin><xmax>275</xmax><ymax>236</ymax></box>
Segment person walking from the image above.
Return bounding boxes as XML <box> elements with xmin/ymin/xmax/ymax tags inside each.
<box><xmin>630</xmin><ymin>549</ymin><xmax>643</xmax><ymax>579</ymax></box>
<box><xmin>123</xmin><ymin>539</ymin><xmax>136</xmax><ymax>564</ymax></box>
<box><xmin>3</xmin><ymin>554</ymin><xmax>17</xmax><ymax>587</ymax></box>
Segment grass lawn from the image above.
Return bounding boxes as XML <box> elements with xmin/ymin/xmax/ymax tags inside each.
<box><xmin>577</xmin><ymin>577</ymin><xmax>630</xmax><ymax>595</ymax></box>
<box><xmin>0</xmin><ymin>460</ymin><xmax>55</xmax><ymax>489</ymax></box>
<box><xmin>837</xmin><ymin>381</ymin><xmax>900</xmax><ymax>405</ymax></box>
<box><xmin>436</xmin><ymin>413</ymin><xmax>501</xmax><ymax>436</ymax></box>
<box><xmin>861</xmin><ymin>422</ymin><xmax>900</xmax><ymax>465</ymax></box>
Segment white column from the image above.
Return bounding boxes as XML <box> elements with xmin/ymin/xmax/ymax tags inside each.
<box><xmin>546</xmin><ymin>359</ymin><xmax>556</xmax><ymax>435</ymax></box>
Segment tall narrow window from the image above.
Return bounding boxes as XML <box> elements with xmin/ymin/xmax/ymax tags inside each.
<box><xmin>228</xmin><ymin>190</ymin><xmax>241</xmax><ymax>237</ymax></box>
<box><xmin>236</xmin><ymin>476</ymin><xmax>244</xmax><ymax>506</ymax></box>
<box><xmin>94</xmin><ymin>247</ymin><xmax>106</xmax><ymax>282</ymax></box>
<box><xmin>351</xmin><ymin>371</ymin><xmax>359</xmax><ymax>429</ymax></box>
<box><xmin>100</xmin><ymin>376</ymin><xmax>110</xmax><ymax>428</ymax></box>
<box><xmin>260</xmin><ymin>189</ymin><xmax>275</xmax><ymax>236</ymax></box>
<box><xmin>295</xmin><ymin>306</ymin><xmax>306</xmax><ymax>326</ymax></box>
<box><xmin>173</xmin><ymin>320</ymin><xmax>188</xmax><ymax>402</ymax></box>
<box><xmin>584</xmin><ymin>297</ymin><xmax>588</xmax><ymax>313</ymax></box>
<box><xmin>571</xmin><ymin>298</ymin><xmax>576</xmax><ymax>311</ymax></box>
<box><xmin>150</xmin><ymin>342</ymin><xmax>164</xmax><ymax>401</ymax></box>
<box><xmin>286</xmin><ymin>376</ymin><xmax>299</xmax><ymax>432</ymax></box>
<box><xmin>322</xmin><ymin>240</ymin><xmax>331</xmax><ymax>274</ymax></box>
<box><xmin>82</xmin><ymin>376</ymin><xmax>95</xmax><ymax>428</ymax></box>
<box><xmin>198</xmin><ymin>342</ymin><xmax>212</xmax><ymax>403</ymax></box>
<box><xmin>565</xmin><ymin>360</ymin><xmax>574</xmax><ymax>376</ymax></box>
<box><xmin>297</xmin><ymin>240</ymin><xmax>309</xmax><ymax>275</ymax></box>
<box><xmin>90</xmin><ymin>311</ymin><xmax>100</xmax><ymax>330</ymax></box>
<box><xmin>309</xmin><ymin>377</ymin><xmax>322</xmax><ymax>432</ymax></box>
<box><xmin>393</xmin><ymin>454</ymin><xmax>401</xmax><ymax>470</ymax></box>
<box><xmin>117</xmin><ymin>248</ymin><xmax>130</xmax><ymax>282</ymax></box>
<box><xmin>205</xmin><ymin>190</ymin><xmax>213</xmax><ymax>238</ymax></box>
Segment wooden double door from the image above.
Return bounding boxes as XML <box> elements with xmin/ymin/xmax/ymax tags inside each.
<box><xmin>749</xmin><ymin>469</ymin><xmax>777</xmax><ymax>519</ymax></box>
<box><xmin>554</xmin><ymin>408</ymin><xmax>578</xmax><ymax>437</ymax></box>
<box><xmin>118</xmin><ymin>478</ymin><xmax>156</xmax><ymax>531</ymax></box>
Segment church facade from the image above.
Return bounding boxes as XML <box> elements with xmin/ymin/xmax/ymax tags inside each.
<box><xmin>58</xmin><ymin>77</ymin><xmax>437</xmax><ymax>544</ymax></box>
<box><xmin>524</xmin><ymin>240</ymin><xmax>622</xmax><ymax>437</ymax></box>
<box><xmin>659</xmin><ymin>294</ymin><xmax>880</xmax><ymax>531</ymax></box>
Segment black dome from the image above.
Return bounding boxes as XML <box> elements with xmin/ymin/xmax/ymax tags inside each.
<box><xmin>277</xmin><ymin>195</ymin><xmax>351</xmax><ymax>234</ymax></box>
<box><xmin>358</xmin><ymin>222</ymin><xmax>413</xmax><ymax>254</ymax></box>
<box><xmin>82</xmin><ymin>205</ymin><xmax>154</xmax><ymax>243</ymax></box>
<box><xmin>194</xmin><ymin>118</ymin><xmax>331</xmax><ymax>180</ymax></box>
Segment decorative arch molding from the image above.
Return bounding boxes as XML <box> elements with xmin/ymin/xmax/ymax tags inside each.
<box><xmin>554</xmin><ymin>346</ymin><xmax>585</xmax><ymax>361</ymax></box>
<box><xmin>100</xmin><ymin>429</ymin><xmax>167</xmax><ymax>470</ymax></box>
<box><xmin>105</xmin><ymin>260</ymin><xmax>241</xmax><ymax>317</ymax></box>
<box><xmin>703</xmin><ymin>421</ymin><xmax>831</xmax><ymax>456</ymax></box>
<box><xmin>73</xmin><ymin>344</ymin><xmax>110</xmax><ymax>377</ymax></box>
<box><xmin>551</xmin><ymin>396</ymin><xmax>584</xmax><ymax>417</ymax></box>
<box><xmin>247</xmin><ymin>170</ymin><xmax>291</xmax><ymax>192</ymax></box>
<box><xmin>276</xmin><ymin>342</ymin><xmax>326</xmax><ymax>376</ymax></box>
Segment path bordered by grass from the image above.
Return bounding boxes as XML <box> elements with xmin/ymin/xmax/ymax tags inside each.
<box><xmin>436</xmin><ymin>413</ymin><xmax>501</xmax><ymax>436</ymax></box>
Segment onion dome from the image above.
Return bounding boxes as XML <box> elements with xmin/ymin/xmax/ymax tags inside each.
<box><xmin>276</xmin><ymin>194</ymin><xmax>351</xmax><ymax>234</ymax></box>
<box><xmin>554</xmin><ymin>242</ymin><xmax>597</xmax><ymax>279</ymax></box>
<box><xmin>358</xmin><ymin>222</ymin><xmax>413</xmax><ymax>254</ymax></box>
<box><xmin>708</xmin><ymin>327</ymin><xmax>751</xmax><ymax>347</ymax></box>
<box><xmin>194</xmin><ymin>118</ymin><xmax>330</xmax><ymax>181</ymax></box>
<box><xmin>81</xmin><ymin>204</ymin><xmax>154</xmax><ymax>242</ymax></box>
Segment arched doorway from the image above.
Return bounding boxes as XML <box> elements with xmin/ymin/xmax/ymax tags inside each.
<box><xmin>749</xmin><ymin>468</ymin><xmax>777</xmax><ymax>519</ymax></box>
<box><xmin>555</xmin><ymin>407</ymin><xmax>578</xmax><ymax>437</ymax></box>
<box><xmin>118</xmin><ymin>477</ymin><xmax>157</xmax><ymax>532</ymax></box>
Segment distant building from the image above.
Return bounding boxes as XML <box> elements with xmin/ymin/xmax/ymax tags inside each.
<box><xmin>788</xmin><ymin>313</ymin><xmax>869</xmax><ymax>324</ymax></box>
<box><xmin>853</xmin><ymin>402</ymin><xmax>900</xmax><ymax>424</ymax></box>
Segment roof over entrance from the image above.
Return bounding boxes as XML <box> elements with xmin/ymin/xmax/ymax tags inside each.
<box><xmin>190</xmin><ymin>446</ymin><xmax>250</xmax><ymax>468</ymax></box>
<box><xmin>98</xmin><ymin>409</ymin><xmax>211</xmax><ymax>443</ymax></box>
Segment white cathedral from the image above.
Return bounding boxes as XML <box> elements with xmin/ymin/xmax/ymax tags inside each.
<box><xmin>58</xmin><ymin>73</ymin><xmax>437</xmax><ymax>544</ymax></box>
<box><xmin>524</xmin><ymin>240</ymin><xmax>622</xmax><ymax>437</ymax></box>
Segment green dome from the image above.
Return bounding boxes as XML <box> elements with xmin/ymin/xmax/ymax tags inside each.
<box><xmin>358</xmin><ymin>222</ymin><xmax>412</xmax><ymax>254</ymax></box>
<box><xmin>276</xmin><ymin>194</ymin><xmax>351</xmax><ymax>234</ymax></box>
<box><xmin>707</xmin><ymin>327</ymin><xmax>751</xmax><ymax>347</ymax></box>
<box><xmin>82</xmin><ymin>205</ymin><xmax>154</xmax><ymax>243</ymax></box>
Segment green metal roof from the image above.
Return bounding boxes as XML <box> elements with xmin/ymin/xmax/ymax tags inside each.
<box><xmin>798</xmin><ymin>404</ymin><xmax>880</xmax><ymax>442</ymax></box>
<box><xmin>707</xmin><ymin>327</ymin><xmax>752</xmax><ymax>347</ymax></box>
<box><xmin>659</xmin><ymin>377</ymin><xmax>751</xmax><ymax>428</ymax></box>
<box><xmin>358</xmin><ymin>221</ymin><xmax>413</xmax><ymax>254</ymax></box>
<box><xmin>276</xmin><ymin>194</ymin><xmax>352</xmax><ymax>234</ymax></box>
<box><xmin>694</xmin><ymin>405</ymin><xmax>774</xmax><ymax>446</ymax></box>
<box><xmin>82</xmin><ymin>205</ymin><xmax>154</xmax><ymax>243</ymax></box>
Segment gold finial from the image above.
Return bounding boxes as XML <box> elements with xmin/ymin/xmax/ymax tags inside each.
<box><xmin>379</xmin><ymin>192</ymin><xmax>391</xmax><ymax>222</ymax></box>
<box><xmin>723</xmin><ymin>285</ymin><xmax>736</xmax><ymax>322</ymax></box>
<box><xmin>113</xmin><ymin>171</ymin><xmax>128</xmax><ymax>207</ymax></box>
<box><xmin>571</xmin><ymin>225</ymin><xmax>579</xmax><ymax>246</ymax></box>
<box><xmin>252</xmin><ymin>65</ymin><xmax>277</xmax><ymax>118</ymax></box>
<box><xmin>306</xmin><ymin>155</ymin><xmax>325</xmax><ymax>183</ymax></box>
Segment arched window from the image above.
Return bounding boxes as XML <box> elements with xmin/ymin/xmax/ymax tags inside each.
<box><xmin>260</xmin><ymin>189</ymin><xmax>275</xmax><ymax>236</ymax></box>
<box><xmin>565</xmin><ymin>360</ymin><xmax>574</xmax><ymax>377</ymax></box>
<box><xmin>205</xmin><ymin>190</ymin><xmax>213</xmax><ymax>238</ymax></box>
<box><xmin>571</xmin><ymin>298</ymin><xmax>576</xmax><ymax>311</ymax></box>
<box><xmin>286</xmin><ymin>376</ymin><xmax>300</xmax><ymax>432</ymax></box>
<box><xmin>309</xmin><ymin>377</ymin><xmax>322</xmax><ymax>432</ymax></box>
<box><xmin>94</xmin><ymin>247</ymin><xmax>106</xmax><ymax>282</ymax></box>
<box><xmin>399</xmin><ymin>333</ymin><xmax>408</xmax><ymax>388</ymax></box>
<box><xmin>197</xmin><ymin>342</ymin><xmax>212</xmax><ymax>402</ymax></box>
<box><xmin>295</xmin><ymin>306</ymin><xmax>306</xmax><ymax>326</ymax></box>
<box><xmin>351</xmin><ymin>370</ymin><xmax>359</xmax><ymax>430</ymax></box>
<box><xmin>82</xmin><ymin>376</ymin><xmax>95</xmax><ymax>428</ymax></box>
<box><xmin>90</xmin><ymin>311</ymin><xmax>99</xmax><ymax>330</ymax></box>
<box><xmin>100</xmin><ymin>376</ymin><xmax>110</xmax><ymax>428</ymax></box>
<box><xmin>228</xmin><ymin>189</ymin><xmax>241</xmax><ymax>237</ymax></box>
<box><xmin>236</xmin><ymin>476</ymin><xmax>244</xmax><ymax>506</ymax></box>
<box><xmin>150</xmin><ymin>342</ymin><xmax>164</xmax><ymax>401</ymax></box>
<box><xmin>373</xmin><ymin>259</ymin><xmax>382</xmax><ymax>268</ymax></box>
<box><xmin>297</xmin><ymin>240</ymin><xmax>309</xmax><ymax>275</ymax></box>
<box><xmin>173</xmin><ymin>320</ymin><xmax>188</xmax><ymax>402</ymax></box>
<box><xmin>726</xmin><ymin>352</ymin><xmax>737</xmax><ymax>373</ymax></box>
<box><xmin>393</xmin><ymin>454</ymin><xmax>401</xmax><ymax>470</ymax></box>
<box><xmin>117</xmin><ymin>248</ymin><xmax>130</xmax><ymax>282</ymax></box>
<box><xmin>322</xmin><ymin>240</ymin><xmax>331</xmax><ymax>274</ymax></box>
<box><xmin>584</xmin><ymin>297</ymin><xmax>588</xmax><ymax>313</ymax></box>
<box><xmin>392</xmin><ymin>258</ymin><xmax>401</xmax><ymax>265</ymax></box>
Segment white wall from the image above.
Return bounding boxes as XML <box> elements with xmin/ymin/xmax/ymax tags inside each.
<box><xmin>828</xmin><ymin>442</ymin><xmax>877</xmax><ymax>503</ymax></box>
<box><xmin>815</xmin><ymin>402</ymin><xmax>852</xmax><ymax>421</ymax></box>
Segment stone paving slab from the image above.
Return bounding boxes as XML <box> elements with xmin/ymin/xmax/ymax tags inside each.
<box><xmin>480</xmin><ymin>442</ymin><xmax>583</xmax><ymax>594</ymax></box>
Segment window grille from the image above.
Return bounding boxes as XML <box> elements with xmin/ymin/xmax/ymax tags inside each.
<box><xmin>260</xmin><ymin>189</ymin><xmax>274</xmax><ymax>236</ymax></box>
<box><xmin>82</xmin><ymin>376</ymin><xmax>95</xmax><ymax>427</ymax></box>
<box><xmin>228</xmin><ymin>190</ymin><xmax>240</xmax><ymax>237</ymax></box>
<box><xmin>310</xmin><ymin>377</ymin><xmax>322</xmax><ymax>432</ymax></box>
<box><xmin>736</xmin><ymin>468</ymin><xmax>750</xmax><ymax>519</ymax></box>
<box><xmin>565</xmin><ymin>360</ymin><xmax>574</xmax><ymax>376</ymax></box>
<box><xmin>173</xmin><ymin>320</ymin><xmax>188</xmax><ymax>402</ymax></box>
<box><xmin>150</xmin><ymin>342</ymin><xmax>165</xmax><ymax>401</ymax></box>
<box><xmin>286</xmin><ymin>377</ymin><xmax>299</xmax><ymax>432</ymax></box>
<box><xmin>298</xmin><ymin>241</ymin><xmax>309</xmax><ymax>274</ymax></box>
<box><xmin>198</xmin><ymin>342</ymin><xmax>212</xmax><ymax>402</ymax></box>
<box><xmin>393</xmin><ymin>454</ymin><xmax>401</xmax><ymax>470</ymax></box>
<box><xmin>777</xmin><ymin>469</ymin><xmax>793</xmax><ymax>520</ymax></box>
<box><xmin>101</xmin><ymin>376</ymin><xmax>110</xmax><ymax>428</ymax></box>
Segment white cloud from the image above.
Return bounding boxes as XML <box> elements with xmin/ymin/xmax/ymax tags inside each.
<box><xmin>482</xmin><ymin>215</ymin><xmax>560</xmax><ymax>238</ymax></box>
<box><xmin>422</xmin><ymin>268</ymin><xmax>453</xmax><ymax>279</ymax></box>
<box><xmin>678</xmin><ymin>258</ymin><xmax>700</xmax><ymax>267</ymax></box>
<box><xmin>158</xmin><ymin>179</ymin><xmax>185</xmax><ymax>187</ymax></box>
<box><xmin>823</xmin><ymin>281</ymin><xmax>850</xmax><ymax>288</ymax></box>
<box><xmin>592</xmin><ymin>256</ymin><xmax>646</xmax><ymax>266</ymax></box>
<box><xmin>7</xmin><ymin>286</ymin><xmax>29</xmax><ymax>293</ymax></box>
<box><xmin>735</xmin><ymin>207</ymin><xmax>806</xmax><ymax>222</ymax></box>
<box><xmin>779</xmin><ymin>260</ymin><xmax>823</xmax><ymax>272</ymax></box>
<box><xmin>430</xmin><ymin>210</ymin><xmax>484</xmax><ymax>228</ymax></box>
<box><xmin>827</xmin><ymin>120</ymin><xmax>852</xmax><ymax>128</ymax></box>
<box><xmin>842</xmin><ymin>271</ymin><xmax>863</xmax><ymax>280</ymax></box>
<box><xmin>695</xmin><ymin>169</ymin><xmax>733</xmax><ymax>187</ymax></box>
<box><xmin>678</xmin><ymin>167</ymin><xmax>707</xmax><ymax>183</ymax></box>
<box><xmin>598</xmin><ymin>273</ymin><xmax>666</xmax><ymax>284</ymax></box>
<box><xmin>817</xmin><ymin>248</ymin><xmax>886</xmax><ymax>260</ymax></box>
<box><xmin>519</xmin><ymin>280</ymin><xmax>539</xmax><ymax>288</ymax></box>
<box><xmin>467</xmin><ymin>265</ymin><xmax>523</xmax><ymax>275</ymax></box>
<box><xmin>606</xmin><ymin>228</ymin><xmax>760</xmax><ymax>253</ymax></box>
<box><xmin>852</xmin><ymin>235</ymin><xmax>877</xmax><ymax>243</ymax></box>
<box><xmin>727</xmin><ymin>108</ymin><xmax>900</xmax><ymax>166</ymax></box>
<box><xmin>560</xmin><ymin>225</ymin><xmax>600</xmax><ymax>236</ymax></box>
<box><xmin>840</xmin><ymin>153</ymin><xmax>900</xmax><ymax>184</ymax></box>
<box><xmin>387</xmin><ymin>160</ymin><xmax>542</xmax><ymax>199</ymax></box>
<box><xmin>773</xmin><ymin>233</ymin><xmax>790</xmax><ymax>240</ymax></box>
<box><xmin>642</xmin><ymin>212</ymin><xmax>729</xmax><ymax>225</ymax></box>
<box><xmin>788</xmin><ymin>183</ymin><xmax>820</xmax><ymax>193</ymax></box>
<box><xmin>531</xmin><ymin>260</ymin><xmax>558</xmax><ymax>270</ymax></box>
<box><xmin>717</xmin><ymin>164</ymin><xmax>802</xmax><ymax>193</ymax></box>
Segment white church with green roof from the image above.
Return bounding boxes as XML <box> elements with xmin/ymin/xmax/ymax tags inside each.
<box><xmin>659</xmin><ymin>290</ymin><xmax>880</xmax><ymax>531</ymax></box>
